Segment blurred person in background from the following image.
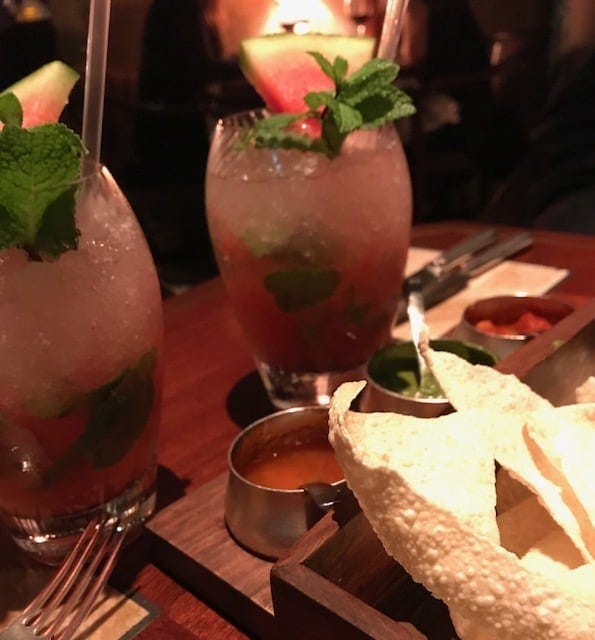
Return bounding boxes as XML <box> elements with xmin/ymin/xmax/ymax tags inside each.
<box><xmin>478</xmin><ymin>0</ymin><xmax>594</xmax><ymax>234</ymax></box>
<box><xmin>380</xmin><ymin>0</ymin><xmax>496</xmax><ymax>222</ymax></box>
<box><xmin>385</xmin><ymin>0</ymin><xmax>593</xmax><ymax>233</ymax></box>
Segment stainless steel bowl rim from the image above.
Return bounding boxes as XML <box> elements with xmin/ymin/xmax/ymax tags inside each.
<box><xmin>462</xmin><ymin>294</ymin><xmax>574</xmax><ymax>340</ymax></box>
<box><xmin>364</xmin><ymin>339</ymin><xmax>495</xmax><ymax>402</ymax></box>
<box><xmin>227</xmin><ymin>405</ymin><xmax>343</xmax><ymax>494</ymax></box>
<box><xmin>365</xmin><ymin>374</ymin><xmax>448</xmax><ymax>404</ymax></box>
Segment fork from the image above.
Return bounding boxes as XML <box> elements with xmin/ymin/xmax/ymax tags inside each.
<box><xmin>0</xmin><ymin>517</ymin><xmax>126</xmax><ymax>640</ymax></box>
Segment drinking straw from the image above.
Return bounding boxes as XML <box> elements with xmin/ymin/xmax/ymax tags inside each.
<box><xmin>376</xmin><ymin>0</ymin><xmax>410</xmax><ymax>61</ymax></box>
<box><xmin>81</xmin><ymin>0</ymin><xmax>112</xmax><ymax>163</ymax></box>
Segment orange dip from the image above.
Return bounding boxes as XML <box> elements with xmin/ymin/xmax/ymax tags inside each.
<box><xmin>242</xmin><ymin>439</ymin><xmax>344</xmax><ymax>490</ymax></box>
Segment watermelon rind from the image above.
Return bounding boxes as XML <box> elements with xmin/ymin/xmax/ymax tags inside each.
<box><xmin>1</xmin><ymin>61</ymin><xmax>79</xmax><ymax>128</ymax></box>
<box><xmin>239</xmin><ymin>33</ymin><xmax>375</xmax><ymax>113</ymax></box>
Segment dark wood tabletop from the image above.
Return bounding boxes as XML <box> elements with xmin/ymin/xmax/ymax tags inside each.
<box><xmin>2</xmin><ymin>221</ymin><xmax>594</xmax><ymax>639</ymax></box>
<box><xmin>122</xmin><ymin>220</ymin><xmax>594</xmax><ymax>639</ymax></box>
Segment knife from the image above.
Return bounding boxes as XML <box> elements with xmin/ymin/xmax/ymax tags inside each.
<box><xmin>397</xmin><ymin>231</ymin><xmax>533</xmax><ymax>322</ymax></box>
<box><xmin>403</xmin><ymin>228</ymin><xmax>497</xmax><ymax>294</ymax></box>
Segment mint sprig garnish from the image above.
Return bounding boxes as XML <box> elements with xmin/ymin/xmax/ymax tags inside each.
<box><xmin>0</xmin><ymin>92</ymin><xmax>23</xmax><ymax>127</ymax></box>
<box><xmin>245</xmin><ymin>54</ymin><xmax>415</xmax><ymax>158</ymax></box>
<box><xmin>0</xmin><ymin>92</ymin><xmax>85</xmax><ymax>260</ymax></box>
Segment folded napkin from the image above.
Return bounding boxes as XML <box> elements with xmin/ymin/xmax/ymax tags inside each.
<box><xmin>0</xmin><ymin>586</ymin><xmax>153</xmax><ymax>640</ymax></box>
<box><xmin>0</xmin><ymin>535</ymin><xmax>156</xmax><ymax>640</ymax></box>
<box><xmin>392</xmin><ymin>246</ymin><xmax>569</xmax><ymax>340</ymax></box>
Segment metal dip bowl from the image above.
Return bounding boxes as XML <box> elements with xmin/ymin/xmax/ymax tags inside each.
<box><xmin>457</xmin><ymin>295</ymin><xmax>574</xmax><ymax>359</ymax></box>
<box><xmin>359</xmin><ymin>339</ymin><xmax>497</xmax><ymax>418</ymax></box>
<box><xmin>224</xmin><ymin>406</ymin><xmax>347</xmax><ymax>560</ymax></box>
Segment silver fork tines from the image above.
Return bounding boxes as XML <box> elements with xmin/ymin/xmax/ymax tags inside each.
<box><xmin>2</xmin><ymin>518</ymin><xmax>126</xmax><ymax>640</ymax></box>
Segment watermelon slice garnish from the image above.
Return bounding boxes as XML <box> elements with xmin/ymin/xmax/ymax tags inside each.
<box><xmin>0</xmin><ymin>60</ymin><xmax>79</xmax><ymax>128</ymax></box>
<box><xmin>239</xmin><ymin>33</ymin><xmax>375</xmax><ymax>113</ymax></box>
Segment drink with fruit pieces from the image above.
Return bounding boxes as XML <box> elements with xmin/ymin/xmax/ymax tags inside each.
<box><xmin>0</xmin><ymin>64</ymin><xmax>164</xmax><ymax>563</ymax></box>
<box><xmin>207</xmin><ymin>121</ymin><xmax>411</xmax><ymax>406</ymax></box>
<box><xmin>206</xmin><ymin>35</ymin><xmax>414</xmax><ymax>408</ymax></box>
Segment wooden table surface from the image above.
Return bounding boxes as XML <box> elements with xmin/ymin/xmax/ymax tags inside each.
<box><xmin>3</xmin><ymin>221</ymin><xmax>595</xmax><ymax>639</ymax></box>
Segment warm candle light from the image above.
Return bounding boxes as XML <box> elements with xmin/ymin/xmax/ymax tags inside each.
<box><xmin>261</xmin><ymin>0</ymin><xmax>350</xmax><ymax>35</ymax></box>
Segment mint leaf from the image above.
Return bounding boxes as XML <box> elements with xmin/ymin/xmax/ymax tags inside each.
<box><xmin>33</xmin><ymin>185</ymin><xmax>79</xmax><ymax>256</ymax></box>
<box><xmin>245</xmin><ymin>53</ymin><xmax>416</xmax><ymax>158</ymax></box>
<box><xmin>341</xmin><ymin>58</ymin><xmax>399</xmax><ymax>101</ymax></box>
<box><xmin>43</xmin><ymin>350</ymin><xmax>157</xmax><ymax>485</ymax></box>
<box><xmin>0</xmin><ymin>121</ymin><xmax>85</xmax><ymax>259</ymax></box>
<box><xmin>241</xmin><ymin>226</ymin><xmax>300</xmax><ymax>259</ymax></box>
<box><xmin>308</xmin><ymin>52</ymin><xmax>349</xmax><ymax>86</ymax></box>
<box><xmin>249</xmin><ymin>113</ymin><xmax>326</xmax><ymax>154</ymax></box>
<box><xmin>334</xmin><ymin>56</ymin><xmax>348</xmax><ymax>84</ymax></box>
<box><xmin>0</xmin><ymin>92</ymin><xmax>23</xmax><ymax>127</ymax></box>
<box><xmin>304</xmin><ymin>90</ymin><xmax>334</xmax><ymax>111</ymax></box>
<box><xmin>242</xmin><ymin>225</ymin><xmax>340</xmax><ymax>269</ymax></box>
<box><xmin>84</xmin><ymin>349</ymin><xmax>156</xmax><ymax>469</ymax></box>
<box><xmin>328</xmin><ymin>98</ymin><xmax>363</xmax><ymax>133</ymax></box>
<box><xmin>321</xmin><ymin>115</ymin><xmax>346</xmax><ymax>158</ymax></box>
<box><xmin>357</xmin><ymin>87</ymin><xmax>415</xmax><ymax>128</ymax></box>
<box><xmin>265</xmin><ymin>267</ymin><xmax>340</xmax><ymax>312</ymax></box>
<box><xmin>394</xmin><ymin>369</ymin><xmax>418</xmax><ymax>395</ymax></box>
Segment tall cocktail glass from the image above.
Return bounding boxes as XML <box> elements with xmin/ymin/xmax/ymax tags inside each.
<box><xmin>0</xmin><ymin>163</ymin><xmax>164</xmax><ymax>563</ymax></box>
<box><xmin>206</xmin><ymin>110</ymin><xmax>412</xmax><ymax>408</ymax></box>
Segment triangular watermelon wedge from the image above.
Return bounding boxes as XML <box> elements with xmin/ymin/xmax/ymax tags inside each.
<box><xmin>0</xmin><ymin>60</ymin><xmax>79</xmax><ymax>128</ymax></box>
<box><xmin>239</xmin><ymin>33</ymin><xmax>375</xmax><ymax>113</ymax></box>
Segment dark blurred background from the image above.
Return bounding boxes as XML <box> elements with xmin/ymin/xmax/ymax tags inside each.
<box><xmin>1</xmin><ymin>0</ymin><xmax>593</xmax><ymax>293</ymax></box>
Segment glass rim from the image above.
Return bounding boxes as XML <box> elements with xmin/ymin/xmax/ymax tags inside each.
<box><xmin>50</xmin><ymin>159</ymin><xmax>110</xmax><ymax>191</ymax></box>
<box><xmin>214</xmin><ymin>108</ymin><xmax>269</xmax><ymax>130</ymax></box>
<box><xmin>79</xmin><ymin>157</ymin><xmax>107</xmax><ymax>179</ymax></box>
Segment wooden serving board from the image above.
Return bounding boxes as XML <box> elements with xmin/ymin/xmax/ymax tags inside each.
<box><xmin>145</xmin><ymin>474</ymin><xmax>278</xmax><ymax>639</ymax></box>
<box><xmin>146</xmin><ymin>475</ymin><xmax>427</xmax><ymax>640</ymax></box>
<box><xmin>148</xmin><ymin>300</ymin><xmax>594</xmax><ymax>640</ymax></box>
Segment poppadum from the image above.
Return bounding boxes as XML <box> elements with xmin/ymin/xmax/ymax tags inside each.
<box><xmin>329</xmin><ymin>381</ymin><xmax>595</xmax><ymax>640</ymax></box>
<box><xmin>422</xmin><ymin>347</ymin><xmax>593</xmax><ymax>562</ymax></box>
<box><xmin>525</xmin><ymin>403</ymin><xmax>595</xmax><ymax>554</ymax></box>
<box><xmin>575</xmin><ymin>376</ymin><xmax>595</xmax><ymax>403</ymax></box>
<box><xmin>328</xmin><ymin>381</ymin><xmax>498</xmax><ymax>541</ymax></box>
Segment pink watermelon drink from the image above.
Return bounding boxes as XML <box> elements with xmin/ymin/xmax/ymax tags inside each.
<box><xmin>0</xmin><ymin>63</ymin><xmax>164</xmax><ymax>562</ymax></box>
<box><xmin>208</xmin><ymin>127</ymin><xmax>411</xmax><ymax>371</ymax></box>
<box><xmin>206</xmin><ymin>35</ymin><xmax>414</xmax><ymax>408</ymax></box>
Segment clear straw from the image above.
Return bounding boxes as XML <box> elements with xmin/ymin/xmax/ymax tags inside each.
<box><xmin>81</xmin><ymin>0</ymin><xmax>112</xmax><ymax>163</ymax></box>
<box><xmin>376</xmin><ymin>0</ymin><xmax>410</xmax><ymax>61</ymax></box>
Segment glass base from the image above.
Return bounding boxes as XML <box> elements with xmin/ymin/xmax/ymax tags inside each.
<box><xmin>2</xmin><ymin>479</ymin><xmax>156</xmax><ymax>565</ymax></box>
<box><xmin>257</xmin><ymin>360</ymin><xmax>366</xmax><ymax>409</ymax></box>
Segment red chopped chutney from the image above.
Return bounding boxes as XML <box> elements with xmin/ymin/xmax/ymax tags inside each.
<box><xmin>475</xmin><ymin>311</ymin><xmax>553</xmax><ymax>336</ymax></box>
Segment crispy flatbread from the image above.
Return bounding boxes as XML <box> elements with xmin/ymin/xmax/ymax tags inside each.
<box><xmin>575</xmin><ymin>376</ymin><xmax>595</xmax><ymax>403</ymax></box>
<box><xmin>496</xmin><ymin>493</ymin><xmax>562</xmax><ymax>557</ymax></box>
<box><xmin>525</xmin><ymin>404</ymin><xmax>595</xmax><ymax>555</ymax></box>
<box><xmin>422</xmin><ymin>348</ymin><xmax>593</xmax><ymax>562</ymax></box>
<box><xmin>450</xmin><ymin>492</ymin><xmax>586</xmax><ymax>640</ymax></box>
<box><xmin>328</xmin><ymin>381</ymin><xmax>499</xmax><ymax>541</ymax></box>
<box><xmin>420</xmin><ymin>348</ymin><xmax>552</xmax><ymax>415</ymax></box>
<box><xmin>329</xmin><ymin>381</ymin><xmax>595</xmax><ymax>640</ymax></box>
